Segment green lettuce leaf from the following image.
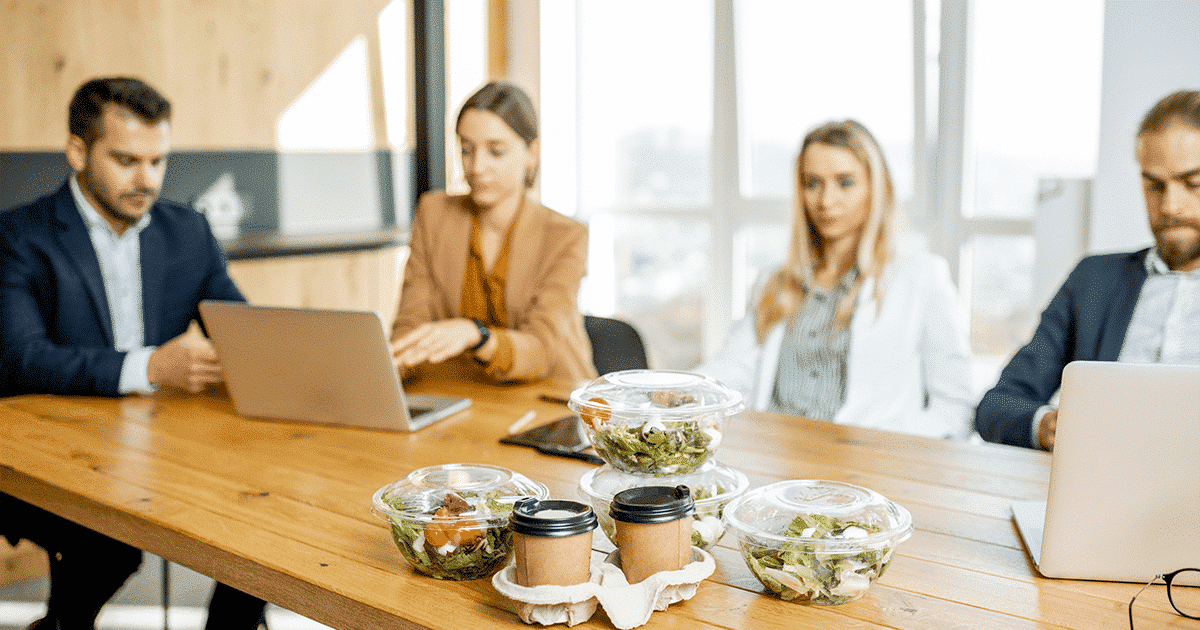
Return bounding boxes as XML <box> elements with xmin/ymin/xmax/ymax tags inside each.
<box><xmin>746</xmin><ymin>513</ymin><xmax>894</xmax><ymax>605</ymax></box>
<box><xmin>592</xmin><ymin>419</ymin><xmax>714</xmax><ymax>475</ymax></box>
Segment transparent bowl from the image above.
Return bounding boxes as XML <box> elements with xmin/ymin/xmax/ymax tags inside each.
<box><xmin>371</xmin><ymin>463</ymin><xmax>549</xmax><ymax>580</ymax></box>
<box><xmin>724</xmin><ymin>480</ymin><xmax>912</xmax><ymax>604</ymax></box>
<box><xmin>578</xmin><ymin>460</ymin><xmax>749</xmax><ymax>551</ymax></box>
<box><xmin>569</xmin><ymin>370</ymin><xmax>743</xmax><ymax>476</ymax></box>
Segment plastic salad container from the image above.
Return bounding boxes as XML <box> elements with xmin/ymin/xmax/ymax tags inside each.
<box><xmin>371</xmin><ymin>463</ymin><xmax>549</xmax><ymax>580</ymax></box>
<box><xmin>568</xmin><ymin>370</ymin><xmax>744</xmax><ymax>476</ymax></box>
<box><xmin>578</xmin><ymin>460</ymin><xmax>749</xmax><ymax>551</ymax></box>
<box><xmin>724</xmin><ymin>479</ymin><xmax>912</xmax><ymax>604</ymax></box>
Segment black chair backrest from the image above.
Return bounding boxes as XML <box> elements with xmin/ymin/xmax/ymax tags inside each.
<box><xmin>583</xmin><ymin>316</ymin><xmax>649</xmax><ymax>375</ymax></box>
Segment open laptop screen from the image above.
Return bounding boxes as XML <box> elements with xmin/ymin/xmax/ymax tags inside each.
<box><xmin>199</xmin><ymin>301</ymin><xmax>469</xmax><ymax>432</ymax></box>
<box><xmin>1013</xmin><ymin>361</ymin><xmax>1200</xmax><ymax>583</ymax></box>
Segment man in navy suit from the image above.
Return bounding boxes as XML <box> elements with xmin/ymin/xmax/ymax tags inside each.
<box><xmin>976</xmin><ymin>89</ymin><xmax>1200</xmax><ymax>450</ymax></box>
<box><xmin>1</xmin><ymin>78</ymin><xmax>265</xmax><ymax>629</ymax></box>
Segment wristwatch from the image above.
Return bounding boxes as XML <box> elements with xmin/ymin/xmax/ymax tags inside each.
<box><xmin>469</xmin><ymin>319</ymin><xmax>491</xmax><ymax>352</ymax></box>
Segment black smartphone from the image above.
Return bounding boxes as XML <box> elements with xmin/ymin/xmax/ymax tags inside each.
<box><xmin>500</xmin><ymin>415</ymin><xmax>602</xmax><ymax>464</ymax></box>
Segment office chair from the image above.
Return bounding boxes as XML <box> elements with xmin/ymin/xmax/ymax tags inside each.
<box><xmin>584</xmin><ymin>315</ymin><xmax>650</xmax><ymax>375</ymax></box>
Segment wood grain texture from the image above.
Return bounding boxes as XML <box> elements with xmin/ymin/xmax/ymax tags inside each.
<box><xmin>0</xmin><ymin>0</ymin><xmax>399</xmax><ymax>150</ymax></box>
<box><xmin>0</xmin><ymin>376</ymin><xmax>1173</xmax><ymax>629</ymax></box>
<box><xmin>226</xmin><ymin>244</ymin><xmax>405</xmax><ymax>323</ymax></box>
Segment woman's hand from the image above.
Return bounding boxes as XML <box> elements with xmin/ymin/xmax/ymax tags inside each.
<box><xmin>390</xmin><ymin>318</ymin><xmax>484</xmax><ymax>370</ymax></box>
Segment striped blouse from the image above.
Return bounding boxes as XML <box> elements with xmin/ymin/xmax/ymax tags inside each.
<box><xmin>768</xmin><ymin>269</ymin><xmax>858</xmax><ymax>420</ymax></box>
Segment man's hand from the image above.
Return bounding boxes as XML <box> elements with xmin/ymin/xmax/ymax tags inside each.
<box><xmin>390</xmin><ymin>319</ymin><xmax>484</xmax><ymax>370</ymax></box>
<box><xmin>147</xmin><ymin>321</ymin><xmax>223</xmax><ymax>393</ymax></box>
<box><xmin>1038</xmin><ymin>408</ymin><xmax>1058</xmax><ymax>451</ymax></box>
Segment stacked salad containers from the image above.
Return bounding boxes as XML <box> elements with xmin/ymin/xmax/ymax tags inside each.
<box><xmin>571</xmin><ymin>370</ymin><xmax>749</xmax><ymax>551</ymax></box>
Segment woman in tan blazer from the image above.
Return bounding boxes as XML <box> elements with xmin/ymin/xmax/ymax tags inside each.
<box><xmin>390</xmin><ymin>81</ymin><xmax>595</xmax><ymax>383</ymax></box>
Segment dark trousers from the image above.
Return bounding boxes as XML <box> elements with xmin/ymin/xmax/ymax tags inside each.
<box><xmin>3</xmin><ymin>495</ymin><xmax>267</xmax><ymax>630</ymax></box>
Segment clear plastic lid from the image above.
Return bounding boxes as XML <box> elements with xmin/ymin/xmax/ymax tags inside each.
<box><xmin>371</xmin><ymin>463</ymin><xmax>549</xmax><ymax>526</ymax></box>
<box><xmin>568</xmin><ymin>370</ymin><xmax>744</xmax><ymax>423</ymax></box>
<box><xmin>725</xmin><ymin>480</ymin><xmax>912</xmax><ymax>548</ymax></box>
<box><xmin>579</xmin><ymin>460</ymin><xmax>750</xmax><ymax>507</ymax></box>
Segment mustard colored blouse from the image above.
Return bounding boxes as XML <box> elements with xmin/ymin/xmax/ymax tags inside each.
<box><xmin>460</xmin><ymin>209</ymin><xmax>519</xmax><ymax>378</ymax></box>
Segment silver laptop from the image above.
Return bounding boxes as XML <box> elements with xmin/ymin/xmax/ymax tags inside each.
<box><xmin>199</xmin><ymin>301</ymin><xmax>470</xmax><ymax>432</ymax></box>
<box><xmin>1011</xmin><ymin>360</ymin><xmax>1200</xmax><ymax>583</ymax></box>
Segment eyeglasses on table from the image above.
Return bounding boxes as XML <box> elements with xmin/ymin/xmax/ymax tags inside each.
<box><xmin>1128</xmin><ymin>568</ymin><xmax>1199</xmax><ymax>629</ymax></box>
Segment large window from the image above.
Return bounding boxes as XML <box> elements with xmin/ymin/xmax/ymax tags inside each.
<box><xmin>570</xmin><ymin>0</ymin><xmax>714</xmax><ymax>368</ymax></box>
<box><xmin>733</xmin><ymin>0</ymin><xmax>918</xmax><ymax>322</ymax></box>
<box><xmin>577</xmin><ymin>2</ymin><xmax>713</xmax><ymax>208</ymax></box>
<box><xmin>444</xmin><ymin>0</ymin><xmax>488</xmax><ymax>194</ymax></box>
<box><xmin>541</xmin><ymin>0</ymin><xmax>1105</xmax><ymax>383</ymax></box>
<box><xmin>737</xmin><ymin>1</ymin><xmax>915</xmax><ymax>201</ymax></box>
<box><xmin>961</xmin><ymin>0</ymin><xmax>1103</xmax><ymax>387</ymax></box>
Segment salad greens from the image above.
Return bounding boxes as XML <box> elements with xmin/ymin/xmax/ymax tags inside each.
<box><xmin>384</xmin><ymin>490</ymin><xmax>516</xmax><ymax>581</ymax></box>
<box><xmin>741</xmin><ymin>513</ymin><xmax>893</xmax><ymax>605</ymax></box>
<box><xmin>689</xmin><ymin>484</ymin><xmax>730</xmax><ymax>549</ymax></box>
<box><xmin>591</xmin><ymin>418</ymin><xmax>716</xmax><ymax>475</ymax></box>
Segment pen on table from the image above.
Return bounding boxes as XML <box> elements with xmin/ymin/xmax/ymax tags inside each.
<box><xmin>507</xmin><ymin>410</ymin><xmax>537</xmax><ymax>434</ymax></box>
<box><xmin>538</xmin><ymin>394</ymin><xmax>571</xmax><ymax>405</ymax></box>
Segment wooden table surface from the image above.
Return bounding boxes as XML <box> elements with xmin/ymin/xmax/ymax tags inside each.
<box><xmin>0</xmin><ymin>375</ymin><xmax>1183</xmax><ymax>629</ymax></box>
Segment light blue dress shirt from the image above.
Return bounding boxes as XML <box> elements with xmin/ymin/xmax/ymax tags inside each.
<box><xmin>1031</xmin><ymin>247</ymin><xmax>1200</xmax><ymax>447</ymax></box>
<box><xmin>69</xmin><ymin>176</ymin><xmax>156</xmax><ymax>394</ymax></box>
<box><xmin>1118</xmin><ymin>248</ymin><xmax>1200</xmax><ymax>364</ymax></box>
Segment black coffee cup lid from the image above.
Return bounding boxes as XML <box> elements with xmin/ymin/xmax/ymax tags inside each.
<box><xmin>610</xmin><ymin>485</ymin><xmax>695</xmax><ymax>524</ymax></box>
<box><xmin>509</xmin><ymin>498</ymin><xmax>599</xmax><ymax>537</ymax></box>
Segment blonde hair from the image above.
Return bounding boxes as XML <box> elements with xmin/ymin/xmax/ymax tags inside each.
<box><xmin>754</xmin><ymin>120</ymin><xmax>896</xmax><ymax>342</ymax></box>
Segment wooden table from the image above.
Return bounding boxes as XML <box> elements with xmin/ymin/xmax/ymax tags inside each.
<box><xmin>0</xmin><ymin>376</ymin><xmax>1181</xmax><ymax>629</ymax></box>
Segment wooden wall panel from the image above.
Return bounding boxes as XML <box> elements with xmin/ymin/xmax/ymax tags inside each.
<box><xmin>227</xmin><ymin>245</ymin><xmax>407</xmax><ymax>324</ymax></box>
<box><xmin>0</xmin><ymin>0</ymin><xmax>400</xmax><ymax>150</ymax></box>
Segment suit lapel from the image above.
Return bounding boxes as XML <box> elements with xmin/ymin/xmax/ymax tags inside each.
<box><xmin>441</xmin><ymin>196</ymin><xmax>472</xmax><ymax>317</ymax></box>
<box><xmin>52</xmin><ymin>185</ymin><xmax>114</xmax><ymax>346</ymax></box>
<box><xmin>504</xmin><ymin>197</ymin><xmax>541</xmax><ymax>320</ymax></box>
<box><xmin>140</xmin><ymin>216</ymin><xmax>164</xmax><ymax>345</ymax></box>
<box><xmin>1097</xmin><ymin>250</ymin><xmax>1149</xmax><ymax>361</ymax></box>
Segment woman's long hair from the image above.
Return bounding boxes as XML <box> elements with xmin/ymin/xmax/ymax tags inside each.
<box><xmin>754</xmin><ymin>120</ymin><xmax>896</xmax><ymax>342</ymax></box>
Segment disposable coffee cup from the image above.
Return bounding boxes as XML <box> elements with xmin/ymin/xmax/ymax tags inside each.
<box><xmin>509</xmin><ymin>498</ymin><xmax>598</xmax><ymax>587</ymax></box>
<box><xmin>610</xmin><ymin>485</ymin><xmax>695</xmax><ymax>584</ymax></box>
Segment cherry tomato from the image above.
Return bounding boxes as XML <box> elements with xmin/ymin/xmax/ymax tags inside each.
<box><xmin>579</xmin><ymin>396</ymin><xmax>611</xmax><ymax>428</ymax></box>
<box><xmin>424</xmin><ymin>507</ymin><xmax>485</xmax><ymax>548</ymax></box>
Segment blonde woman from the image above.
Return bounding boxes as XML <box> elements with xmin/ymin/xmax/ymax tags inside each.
<box><xmin>696</xmin><ymin>120</ymin><xmax>974</xmax><ymax>439</ymax></box>
<box><xmin>389</xmin><ymin>81</ymin><xmax>596</xmax><ymax>382</ymax></box>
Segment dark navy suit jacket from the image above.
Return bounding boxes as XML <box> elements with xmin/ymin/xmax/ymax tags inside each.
<box><xmin>974</xmin><ymin>249</ymin><xmax>1150</xmax><ymax>447</ymax></box>
<box><xmin>0</xmin><ymin>181</ymin><xmax>245</xmax><ymax>397</ymax></box>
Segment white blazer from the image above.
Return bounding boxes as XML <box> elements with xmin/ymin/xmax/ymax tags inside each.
<box><xmin>695</xmin><ymin>250</ymin><xmax>975</xmax><ymax>439</ymax></box>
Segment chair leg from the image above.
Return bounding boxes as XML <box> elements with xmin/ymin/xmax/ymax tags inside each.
<box><xmin>162</xmin><ymin>557</ymin><xmax>170</xmax><ymax>630</ymax></box>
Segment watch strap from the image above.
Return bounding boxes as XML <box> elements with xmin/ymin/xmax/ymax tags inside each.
<box><xmin>469</xmin><ymin>319</ymin><xmax>491</xmax><ymax>352</ymax></box>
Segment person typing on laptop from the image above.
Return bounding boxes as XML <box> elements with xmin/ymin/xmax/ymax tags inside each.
<box><xmin>389</xmin><ymin>81</ymin><xmax>597</xmax><ymax>384</ymax></box>
<box><xmin>0</xmin><ymin>77</ymin><xmax>265</xmax><ymax>630</ymax></box>
<box><xmin>976</xmin><ymin>89</ymin><xmax>1200</xmax><ymax>450</ymax></box>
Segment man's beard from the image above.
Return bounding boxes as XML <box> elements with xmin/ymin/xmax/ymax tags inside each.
<box><xmin>78</xmin><ymin>167</ymin><xmax>156</xmax><ymax>227</ymax></box>
<box><xmin>1153</xmin><ymin>220</ymin><xmax>1200</xmax><ymax>270</ymax></box>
